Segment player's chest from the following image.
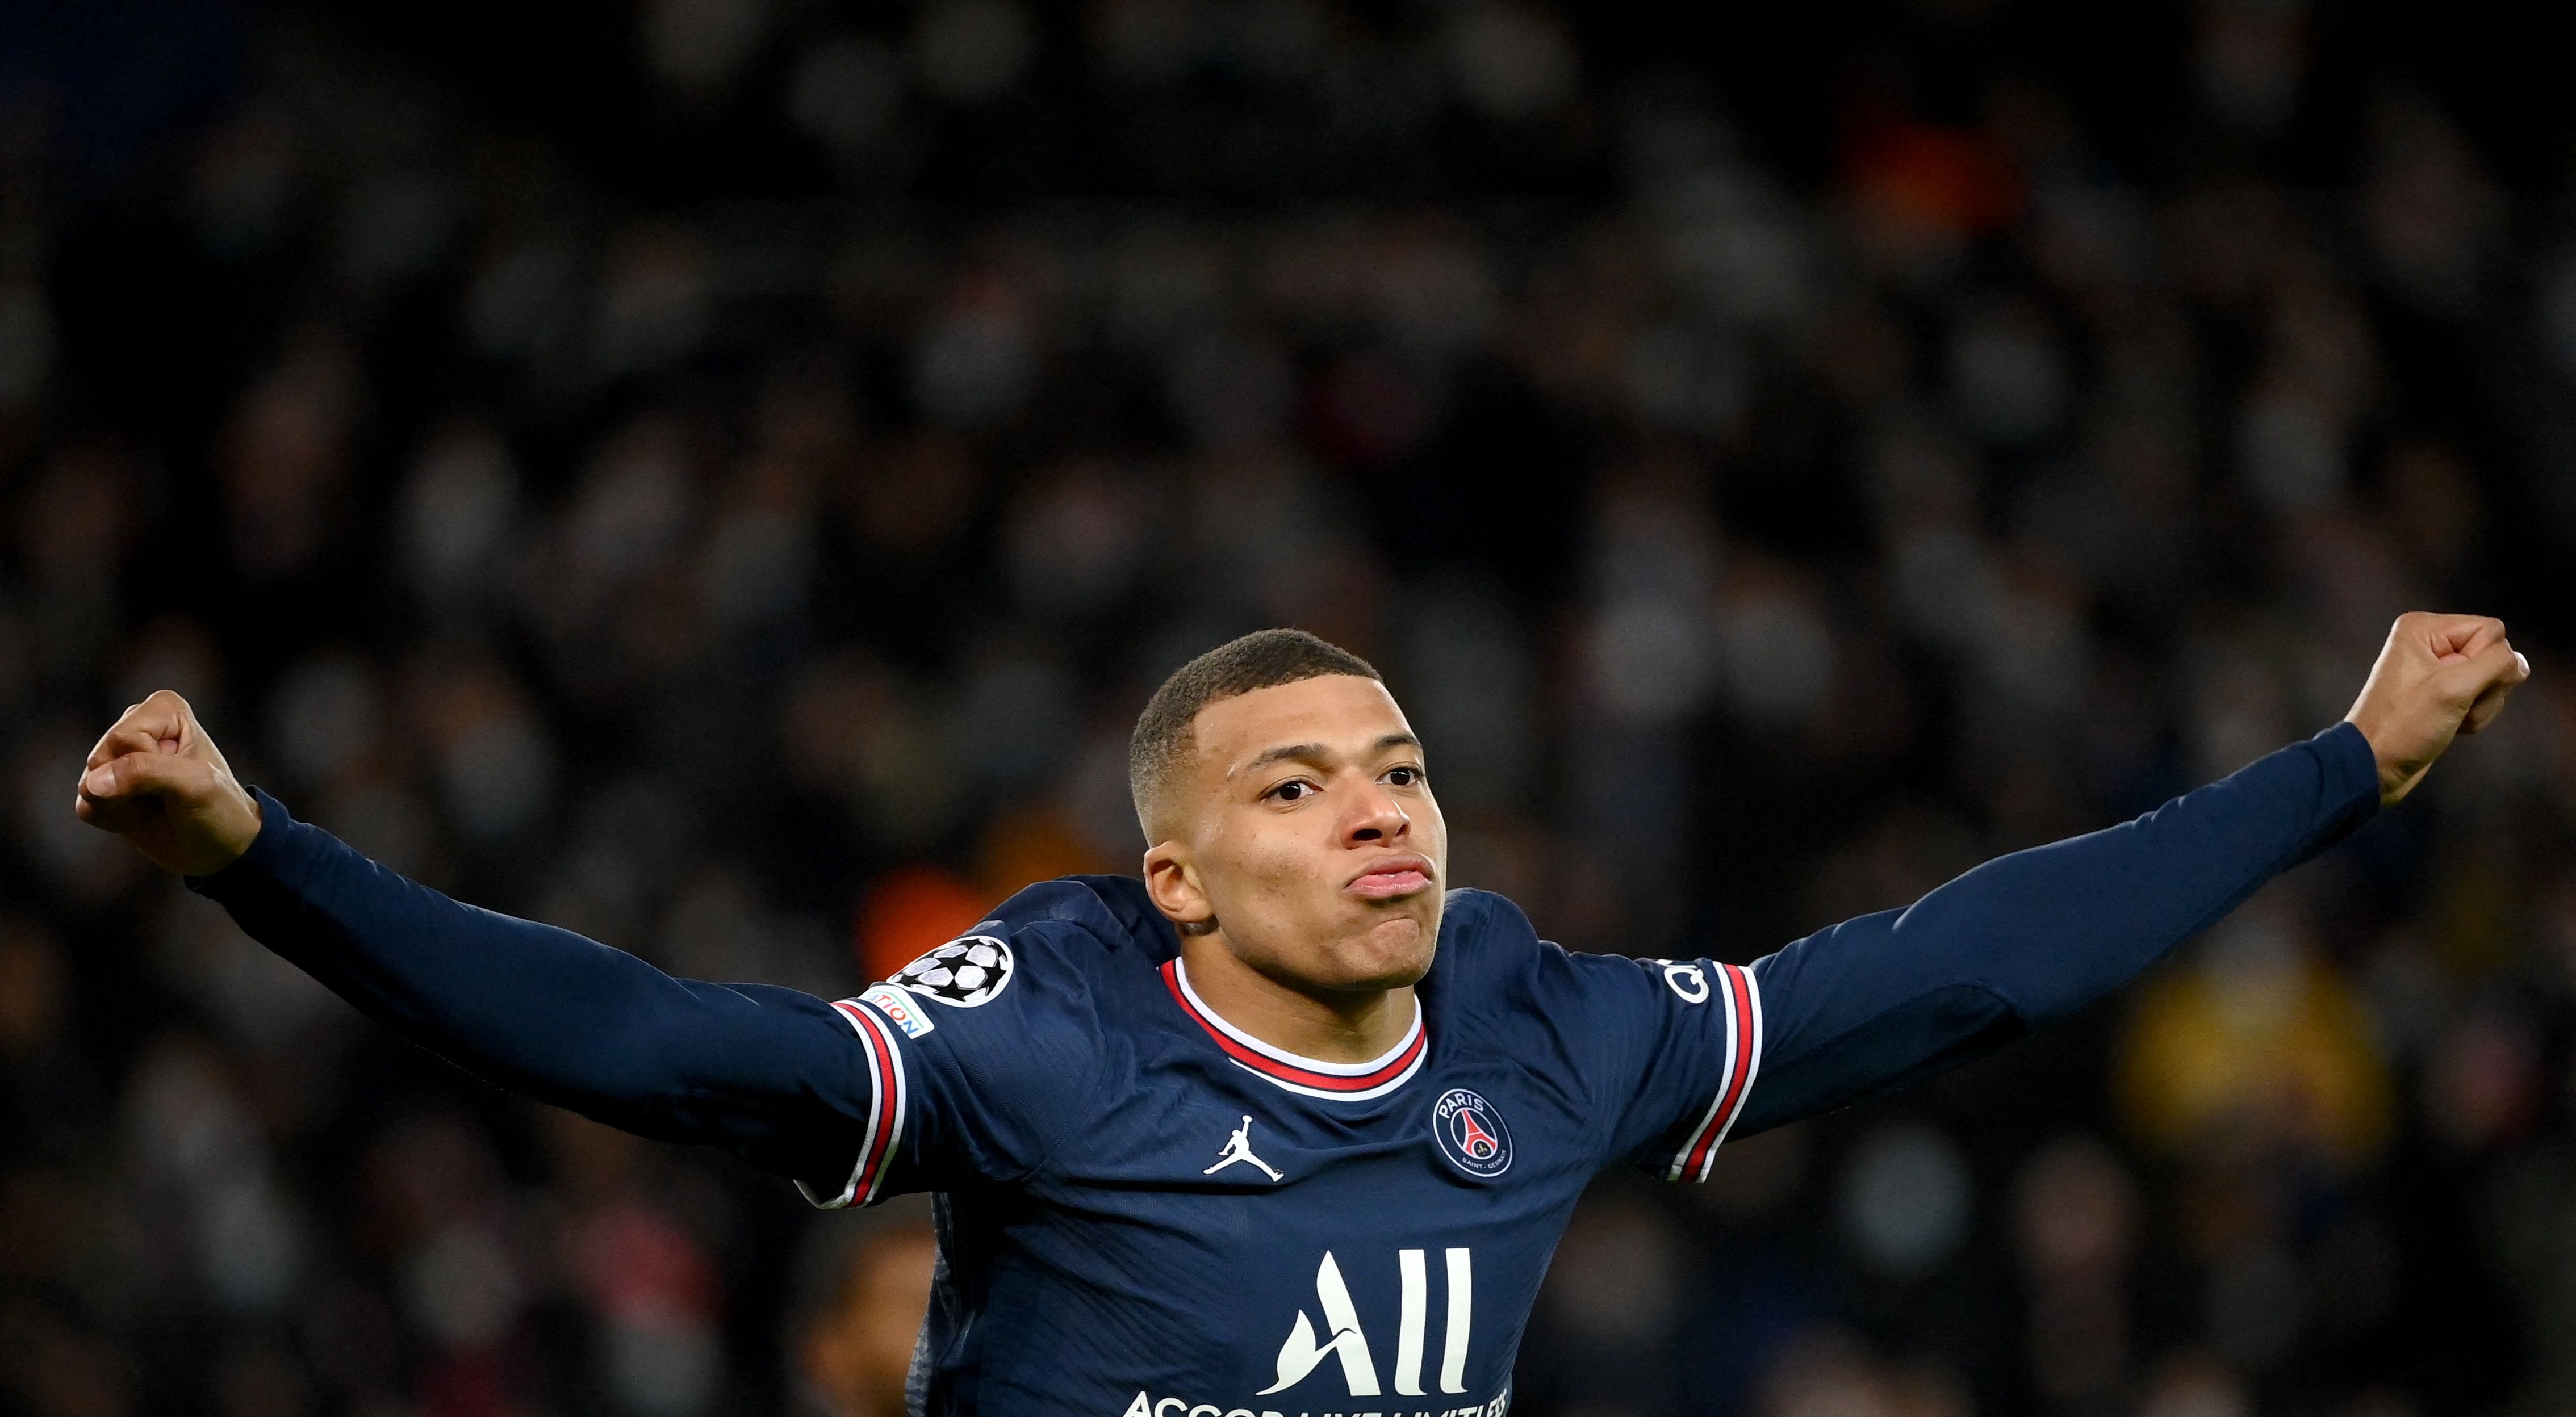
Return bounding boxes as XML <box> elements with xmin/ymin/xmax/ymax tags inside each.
<box><xmin>1035</xmin><ymin>1043</ymin><xmax>1598</xmax><ymax>1225</ymax></box>
<box><xmin>1009</xmin><ymin>1055</ymin><xmax>1594</xmax><ymax>1408</ymax></box>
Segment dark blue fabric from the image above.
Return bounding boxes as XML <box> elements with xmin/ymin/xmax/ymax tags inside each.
<box><xmin>194</xmin><ymin>723</ymin><xmax>2379</xmax><ymax>1180</ymax></box>
<box><xmin>1734</xmin><ymin>721</ymin><xmax>2380</xmax><ymax>1134</ymax></box>
<box><xmin>191</xmin><ymin>789</ymin><xmax>880</xmax><ymax>1191</ymax></box>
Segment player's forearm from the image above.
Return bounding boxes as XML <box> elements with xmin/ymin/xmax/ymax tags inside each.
<box><xmin>1896</xmin><ymin>720</ymin><xmax>2376</xmax><ymax>1018</ymax></box>
<box><xmin>189</xmin><ymin>790</ymin><xmax>857</xmax><ymax>1168</ymax></box>
<box><xmin>1736</xmin><ymin>722</ymin><xmax>2379</xmax><ymax>1131</ymax></box>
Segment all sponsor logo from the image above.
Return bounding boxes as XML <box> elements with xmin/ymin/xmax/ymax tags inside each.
<box><xmin>892</xmin><ymin>934</ymin><xmax>1014</xmax><ymax>1007</ymax></box>
<box><xmin>1261</xmin><ymin>1250</ymin><xmax>1476</xmax><ymax>1398</ymax></box>
<box><xmin>1428</xmin><ymin>1090</ymin><xmax>1511</xmax><ymax>1180</ymax></box>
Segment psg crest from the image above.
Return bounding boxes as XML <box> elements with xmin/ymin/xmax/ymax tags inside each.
<box><xmin>893</xmin><ymin>934</ymin><xmax>1015</xmax><ymax>1007</ymax></box>
<box><xmin>1430</xmin><ymin>1088</ymin><xmax>1513</xmax><ymax>1179</ymax></box>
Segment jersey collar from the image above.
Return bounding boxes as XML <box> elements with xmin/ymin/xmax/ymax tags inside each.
<box><xmin>1160</xmin><ymin>958</ymin><xmax>1428</xmax><ymax>1101</ymax></box>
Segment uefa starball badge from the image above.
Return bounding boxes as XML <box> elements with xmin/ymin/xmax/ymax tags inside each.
<box><xmin>893</xmin><ymin>934</ymin><xmax>1015</xmax><ymax>1007</ymax></box>
<box><xmin>1431</xmin><ymin>1088</ymin><xmax>1513</xmax><ymax>1179</ymax></box>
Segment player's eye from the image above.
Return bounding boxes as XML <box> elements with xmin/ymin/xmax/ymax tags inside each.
<box><xmin>1383</xmin><ymin>765</ymin><xmax>1425</xmax><ymax>788</ymax></box>
<box><xmin>1268</xmin><ymin>779</ymin><xmax>1316</xmax><ymax>803</ymax></box>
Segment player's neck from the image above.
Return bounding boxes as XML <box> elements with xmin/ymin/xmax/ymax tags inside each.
<box><xmin>1176</xmin><ymin>934</ymin><xmax>1417</xmax><ymax>1064</ymax></box>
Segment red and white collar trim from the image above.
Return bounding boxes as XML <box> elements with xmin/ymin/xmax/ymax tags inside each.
<box><xmin>1161</xmin><ymin>958</ymin><xmax>1428</xmax><ymax>1101</ymax></box>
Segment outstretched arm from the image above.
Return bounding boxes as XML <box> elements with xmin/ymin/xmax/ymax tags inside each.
<box><xmin>75</xmin><ymin>692</ymin><xmax>874</xmax><ymax>1187</ymax></box>
<box><xmin>1733</xmin><ymin>611</ymin><xmax>2530</xmax><ymax>1136</ymax></box>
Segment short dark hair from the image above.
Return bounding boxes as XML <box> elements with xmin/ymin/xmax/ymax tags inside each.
<box><xmin>1128</xmin><ymin>628</ymin><xmax>1381</xmax><ymax>838</ymax></box>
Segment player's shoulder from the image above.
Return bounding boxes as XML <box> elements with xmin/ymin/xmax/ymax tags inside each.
<box><xmin>1437</xmin><ymin>887</ymin><xmax>1541</xmax><ymax>955</ymax></box>
<box><xmin>859</xmin><ymin>874</ymin><xmax>1173</xmax><ymax>1035</ymax></box>
<box><xmin>1431</xmin><ymin>886</ymin><xmax>1683</xmax><ymax>1000</ymax></box>
<box><xmin>1429</xmin><ymin>887</ymin><xmax>1668</xmax><ymax>1058</ymax></box>
<box><xmin>1426</xmin><ymin>887</ymin><xmax>1548</xmax><ymax>1006</ymax></box>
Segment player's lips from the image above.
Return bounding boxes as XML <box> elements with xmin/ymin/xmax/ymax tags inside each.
<box><xmin>1346</xmin><ymin>856</ymin><xmax>1435</xmax><ymax>899</ymax></box>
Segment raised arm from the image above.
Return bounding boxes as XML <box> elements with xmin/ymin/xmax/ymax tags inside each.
<box><xmin>1733</xmin><ymin>611</ymin><xmax>2531</xmax><ymax>1136</ymax></box>
<box><xmin>74</xmin><ymin>691</ymin><xmax>875</xmax><ymax>1188</ymax></box>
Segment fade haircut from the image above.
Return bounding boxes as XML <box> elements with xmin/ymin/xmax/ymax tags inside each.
<box><xmin>1128</xmin><ymin>629</ymin><xmax>1382</xmax><ymax>839</ymax></box>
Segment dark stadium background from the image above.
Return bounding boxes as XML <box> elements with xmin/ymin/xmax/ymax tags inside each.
<box><xmin>9</xmin><ymin>1</ymin><xmax>2576</xmax><ymax>1414</ymax></box>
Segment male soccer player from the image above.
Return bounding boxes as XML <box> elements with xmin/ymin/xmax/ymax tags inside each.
<box><xmin>77</xmin><ymin>614</ymin><xmax>2525</xmax><ymax>1415</ymax></box>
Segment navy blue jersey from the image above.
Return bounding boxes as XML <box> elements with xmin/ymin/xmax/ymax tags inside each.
<box><xmin>192</xmin><ymin>726</ymin><xmax>2381</xmax><ymax>1416</ymax></box>
<box><xmin>814</xmin><ymin>879</ymin><xmax>1760</xmax><ymax>1412</ymax></box>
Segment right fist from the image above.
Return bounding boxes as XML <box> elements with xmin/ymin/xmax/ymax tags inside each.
<box><xmin>2343</xmin><ymin>612</ymin><xmax>2532</xmax><ymax>806</ymax></box>
<box><xmin>74</xmin><ymin>690</ymin><xmax>264</xmax><ymax>877</ymax></box>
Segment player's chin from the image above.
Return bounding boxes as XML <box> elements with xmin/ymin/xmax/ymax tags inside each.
<box><xmin>1324</xmin><ymin>912</ymin><xmax>1437</xmax><ymax>991</ymax></box>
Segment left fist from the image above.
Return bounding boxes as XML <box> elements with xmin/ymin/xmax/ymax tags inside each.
<box><xmin>2344</xmin><ymin>612</ymin><xmax>2531</xmax><ymax>806</ymax></box>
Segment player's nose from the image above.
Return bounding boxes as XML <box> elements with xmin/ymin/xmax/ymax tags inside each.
<box><xmin>1341</xmin><ymin>779</ymin><xmax>1410</xmax><ymax>845</ymax></box>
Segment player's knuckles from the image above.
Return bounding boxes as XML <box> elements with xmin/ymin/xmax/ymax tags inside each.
<box><xmin>106</xmin><ymin>754</ymin><xmax>192</xmax><ymax>796</ymax></box>
<box><xmin>129</xmin><ymin>690</ymin><xmax>189</xmax><ymax>732</ymax></box>
<box><xmin>2458</xmin><ymin>614</ymin><xmax>2508</xmax><ymax>644</ymax></box>
<box><xmin>108</xmin><ymin>710</ymin><xmax>168</xmax><ymax>747</ymax></box>
<box><xmin>2419</xmin><ymin>663</ymin><xmax>2480</xmax><ymax>706</ymax></box>
<box><xmin>2476</xmin><ymin>640</ymin><xmax>2521</xmax><ymax>684</ymax></box>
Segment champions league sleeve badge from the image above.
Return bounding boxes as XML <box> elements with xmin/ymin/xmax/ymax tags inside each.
<box><xmin>891</xmin><ymin>934</ymin><xmax>1015</xmax><ymax>1007</ymax></box>
<box><xmin>1430</xmin><ymin>1088</ymin><xmax>1513</xmax><ymax>1179</ymax></box>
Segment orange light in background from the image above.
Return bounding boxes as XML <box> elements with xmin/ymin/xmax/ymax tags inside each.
<box><xmin>854</xmin><ymin>806</ymin><xmax>1123</xmax><ymax>983</ymax></box>
<box><xmin>853</xmin><ymin>866</ymin><xmax>988</xmax><ymax>983</ymax></box>
<box><xmin>1844</xmin><ymin>121</ymin><xmax>2024</xmax><ymax>237</ymax></box>
<box><xmin>977</xmin><ymin>801</ymin><xmax>1115</xmax><ymax>903</ymax></box>
<box><xmin>801</xmin><ymin>1218</ymin><xmax>938</xmax><ymax>1417</ymax></box>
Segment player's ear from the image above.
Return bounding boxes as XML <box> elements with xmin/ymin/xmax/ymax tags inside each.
<box><xmin>1141</xmin><ymin>842</ymin><xmax>1215</xmax><ymax>934</ymax></box>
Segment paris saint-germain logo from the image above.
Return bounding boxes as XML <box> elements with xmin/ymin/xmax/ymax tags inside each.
<box><xmin>1430</xmin><ymin>1088</ymin><xmax>1513</xmax><ymax>1179</ymax></box>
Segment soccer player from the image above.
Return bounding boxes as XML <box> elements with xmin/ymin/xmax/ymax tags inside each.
<box><xmin>76</xmin><ymin>614</ymin><xmax>2525</xmax><ymax>1416</ymax></box>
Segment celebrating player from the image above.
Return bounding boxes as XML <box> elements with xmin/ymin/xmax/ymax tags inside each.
<box><xmin>76</xmin><ymin>613</ymin><xmax>2525</xmax><ymax>1414</ymax></box>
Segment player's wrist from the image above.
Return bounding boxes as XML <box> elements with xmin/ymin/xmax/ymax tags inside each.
<box><xmin>208</xmin><ymin>780</ymin><xmax>264</xmax><ymax>872</ymax></box>
<box><xmin>2341</xmin><ymin>710</ymin><xmax>2412</xmax><ymax>807</ymax></box>
<box><xmin>184</xmin><ymin>783</ymin><xmax>270</xmax><ymax>882</ymax></box>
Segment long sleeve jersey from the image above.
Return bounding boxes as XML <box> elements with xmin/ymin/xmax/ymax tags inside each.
<box><xmin>192</xmin><ymin>723</ymin><xmax>2382</xmax><ymax>1414</ymax></box>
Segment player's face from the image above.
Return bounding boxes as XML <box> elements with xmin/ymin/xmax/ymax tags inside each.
<box><xmin>1161</xmin><ymin>675</ymin><xmax>1448</xmax><ymax>994</ymax></box>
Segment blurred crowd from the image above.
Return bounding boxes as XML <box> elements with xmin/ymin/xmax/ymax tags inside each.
<box><xmin>9</xmin><ymin>2</ymin><xmax>2576</xmax><ymax>1416</ymax></box>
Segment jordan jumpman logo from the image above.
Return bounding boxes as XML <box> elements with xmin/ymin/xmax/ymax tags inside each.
<box><xmin>1203</xmin><ymin>1116</ymin><xmax>1285</xmax><ymax>1181</ymax></box>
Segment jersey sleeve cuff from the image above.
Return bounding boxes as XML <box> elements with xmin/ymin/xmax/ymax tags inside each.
<box><xmin>798</xmin><ymin>996</ymin><xmax>913</xmax><ymax>1209</ymax></box>
<box><xmin>183</xmin><ymin>786</ymin><xmax>304</xmax><ymax>900</ymax></box>
<box><xmin>2313</xmin><ymin>720</ymin><xmax>2382</xmax><ymax>819</ymax></box>
<box><xmin>1665</xmin><ymin>962</ymin><xmax>1764</xmax><ymax>1183</ymax></box>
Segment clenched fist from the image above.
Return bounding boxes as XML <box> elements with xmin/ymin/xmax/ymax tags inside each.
<box><xmin>2345</xmin><ymin>612</ymin><xmax>2532</xmax><ymax>806</ymax></box>
<box><xmin>74</xmin><ymin>690</ymin><xmax>264</xmax><ymax>877</ymax></box>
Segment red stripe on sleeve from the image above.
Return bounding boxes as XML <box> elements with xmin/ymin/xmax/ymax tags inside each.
<box><xmin>1679</xmin><ymin>963</ymin><xmax>1759</xmax><ymax>1182</ymax></box>
<box><xmin>833</xmin><ymin>999</ymin><xmax>905</xmax><ymax>1204</ymax></box>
